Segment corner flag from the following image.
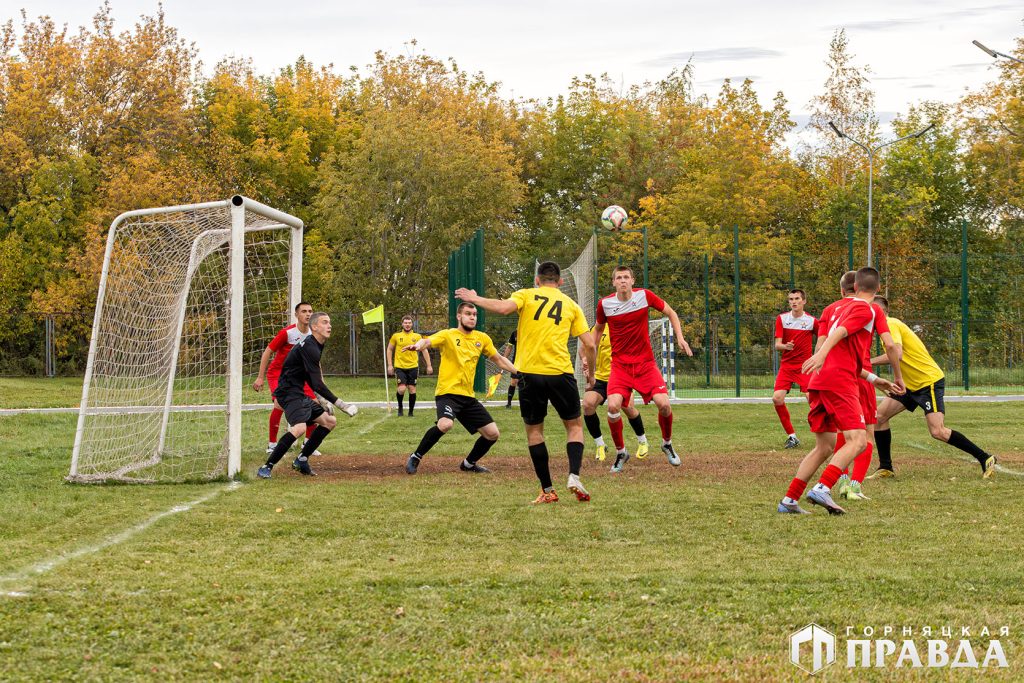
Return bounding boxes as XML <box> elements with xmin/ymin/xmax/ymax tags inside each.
<box><xmin>362</xmin><ymin>304</ymin><xmax>384</xmax><ymax>325</ymax></box>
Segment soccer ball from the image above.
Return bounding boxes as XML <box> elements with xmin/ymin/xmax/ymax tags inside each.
<box><xmin>601</xmin><ymin>205</ymin><xmax>628</xmax><ymax>232</ymax></box>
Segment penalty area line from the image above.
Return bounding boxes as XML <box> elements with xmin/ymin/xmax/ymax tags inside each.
<box><xmin>0</xmin><ymin>481</ymin><xmax>242</xmax><ymax>597</ymax></box>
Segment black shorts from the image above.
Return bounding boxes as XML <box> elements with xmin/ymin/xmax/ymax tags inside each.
<box><xmin>894</xmin><ymin>378</ymin><xmax>945</xmax><ymax>415</ymax></box>
<box><xmin>278</xmin><ymin>393</ymin><xmax>325</xmax><ymax>426</ymax></box>
<box><xmin>519</xmin><ymin>372</ymin><xmax>581</xmax><ymax>425</ymax></box>
<box><xmin>587</xmin><ymin>379</ymin><xmax>609</xmax><ymax>403</ymax></box>
<box><xmin>435</xmin><ymin>394</ymin><xmax>494</xmax><ymax>433</ymax></box>
<box><xmin>395</xmin><ymin>367</ymin><xmax>418</xmax><ymax>386</ymax></box>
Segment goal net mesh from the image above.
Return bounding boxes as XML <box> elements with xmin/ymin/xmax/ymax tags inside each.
<box><xmin>70</xmin><ymin>203</ymin><xmax>295</xmax><ymax>483</ymax></box>
<box><xmin>484</xmin><ymin>235</ymin><xmax>597</xmax><ymax>400</ymax></box>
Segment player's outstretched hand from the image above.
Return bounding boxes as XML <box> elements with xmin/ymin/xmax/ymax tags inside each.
<box><xmin>678</xmin><ymin>339</ymin><xmax>694</xmax><ymax>357</ymax></box>
<box><xmin>802</xmin><ymin>352</ymin><xmax>825</xmax><ymax>375</ymax></box>
<box><xmin>887</xmin><ymin>379</ymin><xmax>906</xmax><ymax>396</ymax></box>
<box><xmin>316</xmin><ymin>395</ymin><xmax>335</xmax><ymax>416</ymax></box>
<box><xmin>253</xmin><ymin>377</ymin><xmax>264</xmax><ymax>392</ymax></box>
<box><xmin>454</xmin><ymin>287</ymin><xmax>477</xmax><ymax>301</ymax></box>
<box><xmin>334</xmin><ymin>398</ymin><xmax>358</xmax><ymax>417</ymax></box>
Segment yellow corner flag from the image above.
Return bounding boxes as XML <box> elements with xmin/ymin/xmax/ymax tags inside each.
<box><xmin>362</xmin><ymin>304</ymin><xmax>384</xmax><ymax>325</ymax></box>
<box><xmin>485</xmin><ymin>372</ymin><xmax>502</xmax><ymax>398</ymax></box>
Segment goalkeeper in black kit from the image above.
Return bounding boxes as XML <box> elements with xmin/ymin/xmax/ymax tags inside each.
<box><xmin>257</xmin><ymin>312</ymin><xmax>358</xmax><ymax>478</ymax></box>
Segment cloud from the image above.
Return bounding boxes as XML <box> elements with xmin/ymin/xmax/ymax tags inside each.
<box><xmin>831</xmin><ymin>4</ymin><xmax>1019</xmax><ymax>32</ymax></box>
<box><xmin>643</xmin><ymin>47</ymin><xmax>783</xmax><ymax>67</ymax></box>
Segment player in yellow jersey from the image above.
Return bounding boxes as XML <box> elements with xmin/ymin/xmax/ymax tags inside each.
<box><xmin>579</xmin><ymin>324</ymin><xmax>648</xmax><ymax>462</ymax></box>
<box><xmin>402</xmin><ymin>303</ymin><xmax>518</xmax><ymax>475</ymax></box>
<box><xmin>387</xmin><ymin>315</ymin><xmax>433</xmax><ymax>417</ymax></box>
<box><xmin>869</xmin><ymin>296</ymin><xmax>997</xmax><ymax>479</ymax></box>
<box><xmin>456</xmin><ymin>261</ymin><xmax>597</xmax><ymax>504</ymax></box>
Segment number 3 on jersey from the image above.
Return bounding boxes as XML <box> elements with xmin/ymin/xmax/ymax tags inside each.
<box><xmin>533</xmin><ymin>295</ymin><xmax>563</xmax><ymax>325</ymax></box>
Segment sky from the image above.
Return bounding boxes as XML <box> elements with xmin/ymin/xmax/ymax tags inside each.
<box><xmin>3</xmin><ymin>0</ymin><xmax>1022</xmax><ymax>144</ymax></box>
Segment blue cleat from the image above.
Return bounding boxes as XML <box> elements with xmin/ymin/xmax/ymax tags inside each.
<box><xmin>256</xmin><ymin>465</ymin><xmax>272</xmax><ymax>479</ymax></box>
<box><xmin>291</xmin><ymin>456</ymin><xmax>316</xmax><ymax>476</ymax></box>
<box><xmin>807</xmin><ymin>488</ymin><xmax>846</xmax><ymax>515</ymax></box>
<box><xmin>777</xmin><ymin>499</ymin><xmax>811</xmax><ymax>514</ymax></box>
<box><xmin>406</xmin><ymin>453</ymin><xmax>422</xmax><ymax>475</ymax></box>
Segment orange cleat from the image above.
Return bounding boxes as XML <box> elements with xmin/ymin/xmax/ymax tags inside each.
<box><xmin>531</xmin><ymin>489</ymin><xmax>559</xmax><ymax>504</ymax></box>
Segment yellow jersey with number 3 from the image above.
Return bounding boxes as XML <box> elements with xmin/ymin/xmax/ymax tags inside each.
<box><xmin>428</xmin><ymin>328</ymin><xmax>497</xmax><ymax>397</ymax></box>
<box><xmin>886</xmin><ymin>316</ymin><xmax>944</xmax><ymax>391</ymax></box>
<box><xmin>510</xmin><ymin>286</ymin><xmax>589</xmax><ymax>375</ymax></box>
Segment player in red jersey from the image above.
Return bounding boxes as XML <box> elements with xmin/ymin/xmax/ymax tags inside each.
<box><xmin>253</xmin><ymin>302</ymin><xmax>319</xmax><ymax>455</ymax></box>
<box><xmin>591</xmin><ymin>266</ymin><xmax>693</xmax><ymax>472</ymax></box>
<box><xmin>778</xmin><ymin>267</ymin><xmax>903</xmax><ymax>515</ymax></box>
<box><xmin>772</xmin><ymin>289</ymin><xmax>819</xmax><ymax>449</ymax></box>
<box><xmin>815</xmin><ymin>272</ymin><xmax>904</xmax><ymax>501</ymax></box>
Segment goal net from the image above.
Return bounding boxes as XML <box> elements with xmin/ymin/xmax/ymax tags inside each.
<box><xmin>69</xmin><ymin>196</ymin><xmax>303</xmax><ymax>483</ymax></box>
<box><xmin>483</xmin><ymin>235</ymin><xmax>597</xmax><ymax>400</ymax></box>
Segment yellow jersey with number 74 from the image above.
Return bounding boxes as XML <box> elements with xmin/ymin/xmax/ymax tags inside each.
<box><xmin>510</xmin><ymin>286</ymin><xmax>589</xmax><ymax>375</ymax></box>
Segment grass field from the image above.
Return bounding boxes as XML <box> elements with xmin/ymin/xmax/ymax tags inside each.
<box><xmin>1</xmin><ymin>378</ymin><xmax>1022</xmax><ymax>680</ymax></box>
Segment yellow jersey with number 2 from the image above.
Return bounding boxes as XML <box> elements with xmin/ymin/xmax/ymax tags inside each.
<box><xmin>428</xmin><ymin>328</ymin><xmax>497</xmax><ymax>397</ymax></box>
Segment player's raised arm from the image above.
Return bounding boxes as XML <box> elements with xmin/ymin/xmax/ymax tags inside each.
<box><xmin>488</xmin><ymin>347</ymin><xmax>518</xmax><ymax>375</ymax></box>
<box><xmin>405</xmin><ymin>337</ymin><xmax>432</xmax><ymax>352</ymax></box>
<box><xmin>454</xmin><ymin>288</ymin><xmax>519</xmax><ymax>315</ymax></box>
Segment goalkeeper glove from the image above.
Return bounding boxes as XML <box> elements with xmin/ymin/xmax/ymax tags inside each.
<box><xmin>316</xmin><ymin>395</ymin><xmax>335</xmax><ymax>416</ymax></box>
<box><xmin>334</xmin><ymin>398</ymin><xmax>358</xmax><ymax>417</ymax></box>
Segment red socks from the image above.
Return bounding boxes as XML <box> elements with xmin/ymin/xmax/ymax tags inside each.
<box><xmin>852</xmin><ymin>443</ymin><xmax>873</xmax><ymax>483</ymax></box>
<box><xmin>658</xmin><ymin>411</ymin><xmax>673</xmax><ymax>441</ymax></box>
<box><xmin>608</xmin><ymin>414</ymin><xmax>625</xmax><ymax>450</ymax></box>
<box><xmin>819</xmin><ymin>463</ymin><xmax>844</xmax><ymax>489</ymax></box>
<box><xmin>786</xmin><ymin>477</ymin><xmax>808</xmax><ymax>500</ymax></box>
<box><xmin>774</xmin><ymin>403</ymin><xmax>795</xmax><ymax>434</ymax></box>
<box><xmin>269</xmin><ymin>407</ymin><xmax>283</xmax><ymax>442</ymax></box>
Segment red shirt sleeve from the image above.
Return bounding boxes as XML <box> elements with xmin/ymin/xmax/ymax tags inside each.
<box><xmin>812</xmin><ymin>316</ymin><xmax>820</xmax><ymax>335</ymax></box>
<box><xmin>268</xmin><ymin>328</ymin><xmax>289</xmax><ymax>353</ymax></box>
<box><xmin>872</xmin><ymin>305</ymin><xmax>890</xmax><ymax>334</ymax></box>
<box><xmin>837</xmin><ymin>301</ymin><xmax>874</xmax><ymax>333</ymax></box>
<box><xmin>817</xmin><ymin>306</ymin><xmax>831</xmax><ymax>337</ymax></box>
<box><xmin>643</xmin><ymin>289</ymin><xmax>666</xmax><ymax>312</ymax></box>
<box><xmin>596</xmin><ymin>300</ymin><xmax>606</xmax><ymax>324</ymax></box>
<box><xmin>774</xmin><ymin>315</ymin><xmax>783</xmax><ymax>338</ymax></box>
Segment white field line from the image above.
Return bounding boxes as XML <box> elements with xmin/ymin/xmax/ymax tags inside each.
<box><xmin>0</xmin><ymin>481</ymin><xmax>241</xmax><ymax>597</ymax></box>
<box><xmin>356</xmin><ymin>412</ymin><xmax>389</xmax><ymax>436</ymax></box>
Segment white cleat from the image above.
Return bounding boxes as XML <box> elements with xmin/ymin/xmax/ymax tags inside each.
<box><xmin>567</xmin><ymin>474</ymin><xmax>590</xmax><ymax>502</ymax></box>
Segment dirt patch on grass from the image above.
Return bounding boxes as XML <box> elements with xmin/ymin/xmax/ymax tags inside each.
<box><xmin>289</xmin><ymin>449</ymin><xmax>1021</xmax><ymax>484</ymax></box>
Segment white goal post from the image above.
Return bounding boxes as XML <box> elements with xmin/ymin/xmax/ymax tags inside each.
<box><xmin>69</xmin><ymin>196</ymin><xmax>303</xmax><ymax>483</ymax></box>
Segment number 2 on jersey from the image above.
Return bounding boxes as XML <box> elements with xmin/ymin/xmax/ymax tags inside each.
<box><xmin>533</xmin><ymin>294</ymin><xmax>563</xmax><ymax>325</ymax></box>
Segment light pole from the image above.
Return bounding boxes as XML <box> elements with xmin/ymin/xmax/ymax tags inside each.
<box><xmin>973</xmin><ymin>40</ymin><xmax>1024</xmax><ymax>65</ymax></box>
<box><xmin>827</xmin><ymin>121</ymin><xmax>934</xmax><ymax>266</ymax></box>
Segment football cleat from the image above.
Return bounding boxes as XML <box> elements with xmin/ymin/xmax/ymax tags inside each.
<box><xmin>459</xmin><ymin>461</ymin><xmax>491</xmax><ymax>473</ymax></box>
<box><xmin>397</xmin><ymin>407</ymin><xmax>404</xmax><ymax>416</ymax></box>
<box><xmin>610</xmin><ymin>450</ymin><xmax>630</xmax><ymax>473</ymax></box>
<box><xmin>405</xmin><ymin>453</ymin><xmax>421</xmax><ymax>475</ymax></box>
<box><xmin>835</xmin><ymin>475</ymin><xmax>852</xmax><ymax>500</ymax></box>
<box><xmin>865</xmin><ymin>468</ymin><xmax>895</xmax><ymax>480</ymax></box>
<box><xmin>777</xmin><ymin>499</ymin><xmax>811</xmax><ymax>514</ymax></box>
<box><xmin>784</xmin><ymin>435</ymin><xmax>800</xmax><ymax>449</ymax></box>
<box><xmin>636</xmin><ymin>441</ymin><xmax>650</xmax><ymax>459</ymax></box>
<box><xmin>807</xmin><ymin>488</ymin><xmax>846</xmax><ymax>515</ymax></box>
<box><xmin>982</xmin><ymin>454</ymin><xmax>997</xmax><ymax>479</ymax></box>
<box><xmin>846</xmin><ymin>480</ymin><xmax>870</xmax><ymax>500</ymax></box>
<box><xmin>567</xmin><ymin>474</ymin><xmax>590</xmax><ymax>502</ymax></box>
<box><xmin>662</xmin><ymin>442</ymin><xmax>681</xmax><ymax>467</ymax></box>
<box><xmin>291</xmin><ymin>456</ymin><xmax>316</xmax><ymax>476</ymax></box>
<box><xmin>531</xmin><ymin>489</ymin><xmax>559</xmax><ymax>504</ymax></box>
<box><xmin>594</xmin><ymin>444</ymin><xmax>607</xmax><ymax>462</ymax></box>
<box><xmin>256</xmin><ymin>465</ymin><xmax>272</xmax><ymax>479</ymax></box>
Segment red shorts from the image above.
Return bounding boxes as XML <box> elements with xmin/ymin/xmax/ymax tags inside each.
<box><xmin>858</xmin><ymin>378</ymin><xmax>878</xmax><ymax>425</ymax></box>
<box><xmin>268</xmin><ymin>374</ymin><xmax>316</xmax><ymax>399</ymax></box>
<box><xmin>774</xmin><ymin>365</ymin><xmax>811</xmax><ymax>393</ymax></box>
<box><xmin>806</xmin><ymin>389</ymin><xmax>865</xmax><ymax>434</ymax></box>
<box><xmin>608</xmin><ymin>360</ymin><xmax>668</xmax><ymax>404</ymax></box>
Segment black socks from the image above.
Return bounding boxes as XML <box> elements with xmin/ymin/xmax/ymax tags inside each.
<box><xmin>567</xmin><ymin>441</ymin><xmax>584</xmax><ymax>476</ymax></box>
<box><xmin>875</xmin><ymin>428</ymin><xmax>892</xmax><ymax>470</ymax></box>
<box><xmin>266</xmin><ymin>432</ymin><xmax>298</xmax><ymax>467</ymax></box>
<box><xmin>583</xmin><ymin>413</ymin><xmax>602</xmax><ymax>439</ymax></box>
<box><xmin>528</xmin><ymin>442</ymin><xmax>552</xmax><ymax>490</ymax></box>
<box><xmin>414</xmin><ymin>426</ymin><xmax>445</xmax><ymax>457</ymax></box>
<box><xmin>467</xmin><ymin>436</ymin><xmax>496</xmax><ymax>463</ymax></box>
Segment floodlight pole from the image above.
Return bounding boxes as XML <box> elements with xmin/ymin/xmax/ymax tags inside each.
<box><xmin>973</xmin><ymin>40</ymin><xmax>1024</xmax><ymax>65</ymax></box>
<box><xmin>827</xmin><ymin>121</ymin><xmax>934</xmax><ymax>267</ymax></box>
